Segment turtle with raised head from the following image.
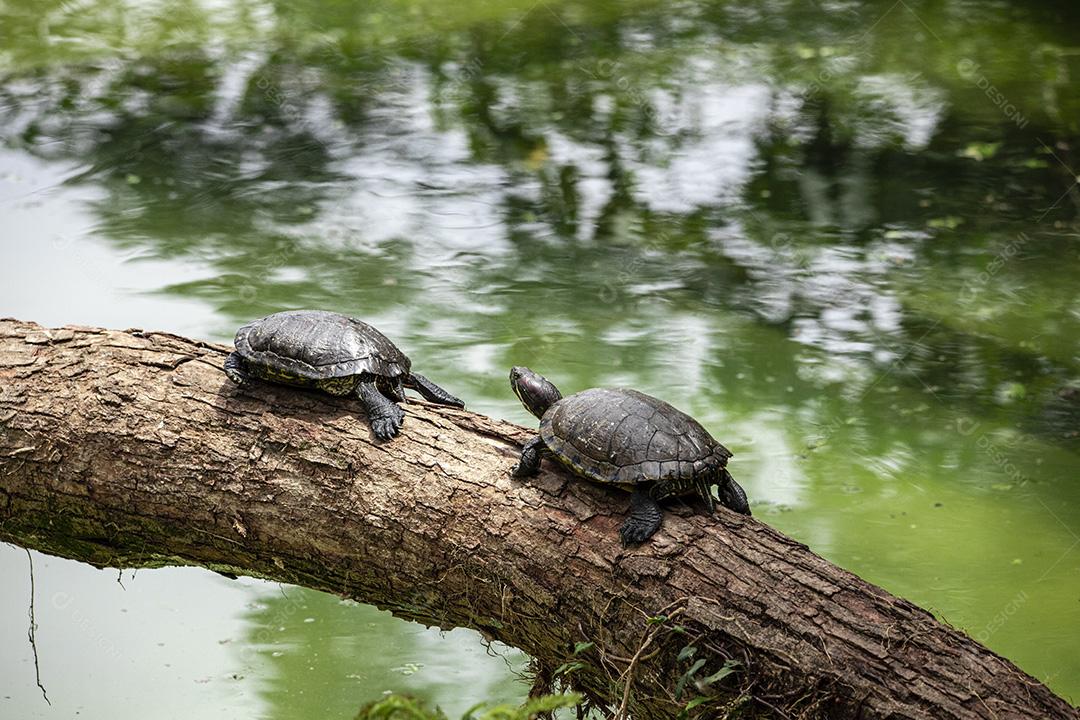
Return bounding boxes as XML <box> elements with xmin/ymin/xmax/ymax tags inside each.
<box><xmin>509</xmin><ymin>366</ymin><xmax>750</xmax><ymax>544</ymax></box>
<box><xmin>224</xmin><ymin>310</ymin><xmax>464</xmax><ymax>440</ymax></box>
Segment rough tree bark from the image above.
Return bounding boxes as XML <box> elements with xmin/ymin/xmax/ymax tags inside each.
<box><xmin>0</xmin><ymin>318</ymin><xmax>1074</xmax><ymax>720</ymax></box>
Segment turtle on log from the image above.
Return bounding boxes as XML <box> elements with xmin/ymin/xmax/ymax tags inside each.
<box><xmin>224</xmin><ymin>310</ymin><xmax>464</xmax><ymax>440</ymax></box>
<box><xmin>509</xmin><ymin>366</ymin><xmax>750</xmax><ymax>544</ymax></box>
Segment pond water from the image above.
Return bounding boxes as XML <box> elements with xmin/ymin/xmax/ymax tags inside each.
<box><xmin>1</xmin><ymin>0</ymin><xmax>1078</xmax><ymax>715</ymax></box>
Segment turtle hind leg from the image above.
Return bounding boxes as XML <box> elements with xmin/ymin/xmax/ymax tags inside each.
<box><xmin>719</xmin><ymin>468</ymin><xmax>751</xmax><ymax>516</ymax></box>
<box><xmin>224</xmin><ymin>352</ymin><xmax>251</xmax><ymax>385</ymax></box>
<box><xmin>357</xmin><ymin>381</ymin><xmax>405</xmax><ymax>440</ymax></box>
<box><xmin>695</xmin><ymin>476</ymin><xmax>716</xmax><ymax>514</ymax></box>
<box><xmin>377</xmin><ymin>375</ymin><xmax>406</xmax><ymax>402</ymax></box>
<box><xmin>620</xmin><ymin>491</ymin><xmax>663</xmax><ymax>545</ymax></box>
<box><xmin>406</xmin><ymin>373</ymin><xmax>465</xmax><ymax>408</ymax></box>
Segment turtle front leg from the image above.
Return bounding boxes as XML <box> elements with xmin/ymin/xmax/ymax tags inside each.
<box><xmin>224</xmin><ymin>352</ymin><xmax>250</xmax><ymax>385</ymax></box>
<box><xmin>621</xmin><ymin>490</ymin><xmax>664</xmax><ymax>545</ymax></box>
<box><xmin>406</xmin><ymin>373</ymin><xmax>465</xmax><ymax>408</ymax></box>
<box><xmin>512</xmin><ymin>435</ymin><xmax>548</xmax><ymax>477</ymax></box>
<box><xmin>357</xmin><ymin>381</ymin><xmax>405</xmax><ymax>440</ymax></box>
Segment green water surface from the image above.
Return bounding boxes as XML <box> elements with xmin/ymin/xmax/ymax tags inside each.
<box><xmin>1</xmin><ymin>0</ymin><xmax>1078</xmax><ymax>716</ymax></box>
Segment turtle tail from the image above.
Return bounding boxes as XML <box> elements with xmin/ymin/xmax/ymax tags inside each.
<box><xmin>719</xmin><ymin>468</ymin><xmax>752</xmax><ymax>516</ymax></box>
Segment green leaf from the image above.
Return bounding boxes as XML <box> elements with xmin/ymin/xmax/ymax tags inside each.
<box><xmin>355</xmin><ymin>694</ymin><xmax>450</xmax><ymax>720</ymax></box>
<box><xmin>553</xmin><ymin>661</ymin><xmax>584</xmax><ymax>677</ymax></box>
<box><xmin>674</xmin><ymin>658</ymin><xmax>707</xmax><ymax>699</ymax></box>
<box><xmin>455</xmin><ymin>693</ymin><xmax>582</xmax><ymax>720</ymax></box>
<box><xmin>677</xmin><ymin>645</ymin><xmax>697</xmax><ymax>662</ymax></box>
<box><xmin>572</xmin><ymin>641</ymin><xmax>594</xmax><ymax>655</ymax></box>
<box><xmin>675</xmin><ymin>696</ymin><xmax>714</xmax><ymax>720</ymax></box>
<box><xmin>701</xmin><ymin>660</ymin><xmax>742</xmax><ymax>687</ymax></box>
<box><xmin>461</xmin><ymin>702</ymin><xmax>487</xmax><ymax>720</ymax></box>
<box><xmin>646</xmin><ymin>614</ymin><xmax>668</xmax><ymax>625</ymax></box>
<box><xmin>512</xmin><ymin>693</ymin><xmax>583</xmax><ymax>718</ymax></box>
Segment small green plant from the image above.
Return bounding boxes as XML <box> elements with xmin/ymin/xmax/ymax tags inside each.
<box><xmin>552</xmin><ymin>661</ymin><xmax>584</xmax><ymax>678</ymax></box>
<box><xmin>674</xmin><ymin>659</ymin><xmax>708</xmax><ymax>699</ymax></box>
<box><xmin>671</xmin><ymin>657</ymin><xmax>744</xmax><ymax>719</ymax></box>
<box><xmin>469</xmin><ymin>693</ymin><xmax>583</xmax><ymax>720</ymax></box>
<box><xmin>553</xmin><ymin>640</ymin><xmax>595</xmax><ymax>678</ymax></box>
<box><xmin>698</xmin><ymin>660</ymin><xmax>741</xmax><ymax>690</ymax></box>
<box><xmin>354</xmin><ymin>693</ymin><xmax>583</xmax><ymax>720</ymax></box>
<box><xmin>355</xmin><ymin>695</ymin><xmax>439</xmax><ymax>720</ymax></box>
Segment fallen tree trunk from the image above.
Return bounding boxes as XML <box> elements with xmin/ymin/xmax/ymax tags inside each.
<box><xmin>0</xmin><ymin>318</ymin><xmax>1073</xmax><ymax>720</ymax></box>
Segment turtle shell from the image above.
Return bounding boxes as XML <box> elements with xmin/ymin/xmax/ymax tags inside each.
<box><xmin>540</xmin><ymin>388</ymin><xmax>731</xmax><ymax>486</ymax></box>
<box><xmin>233</xmin><ymin>310</ymin><xmax>410</xmax><ymax>380</ymax></box>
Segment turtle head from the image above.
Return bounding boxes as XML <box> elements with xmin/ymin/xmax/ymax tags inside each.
<box><xmin>510</xmin><ymin>366</ymin><xmax>562</xmax><ymax>419</ymax></box>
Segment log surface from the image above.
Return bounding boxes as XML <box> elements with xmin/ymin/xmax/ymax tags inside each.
<box><xmin>0</xmin><ymin>318</ymin><xmax>1073</xmax><ymax>719</ymax></box>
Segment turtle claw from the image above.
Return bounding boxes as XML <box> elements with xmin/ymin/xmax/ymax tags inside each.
<box><xmin>372</xmin><ymin>405</ymin><xmax>405</xmax><ymax>440</ymax></box>
<box><xmin>371</xmin><ymin>419</ymin><xmax>395</xmax><ymax>440</ymax></box>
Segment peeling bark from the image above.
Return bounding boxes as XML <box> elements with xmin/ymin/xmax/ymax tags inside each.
<box><xmin>0</xmin><ymin>318</ymin><xmax>1074</xmax><ymax>719</ymax></box>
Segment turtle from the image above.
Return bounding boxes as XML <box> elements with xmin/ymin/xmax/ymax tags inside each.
<box><xmin>509</xmin><ymin>366</ymin><xmax>750</xmax><ymax>544</ymax></box>
<box><xmin>224</xmin><ymin>310</ymin><xmax>464</xmax><ymax>440</ymax></box>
